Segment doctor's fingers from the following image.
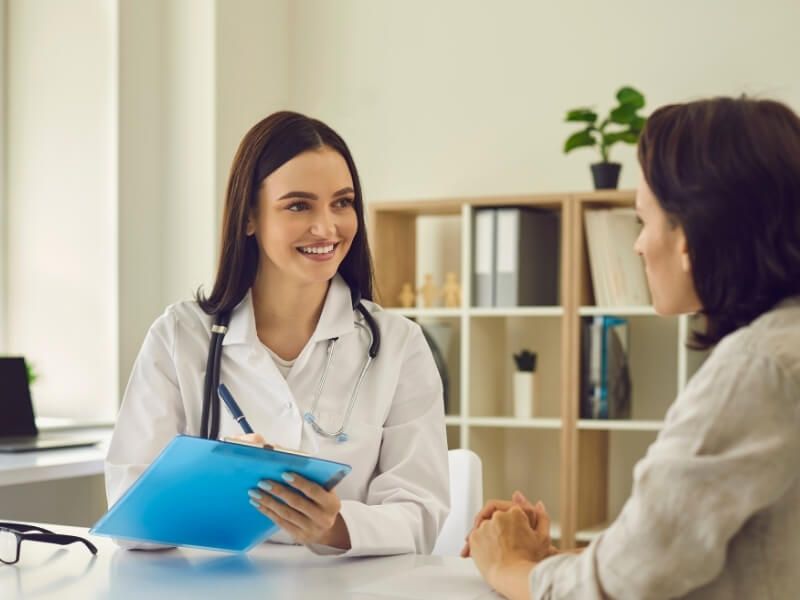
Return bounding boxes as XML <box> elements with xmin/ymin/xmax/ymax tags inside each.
<box><xmin>274</xmin><ymin>473</ymin><xmax>341</xmax><ymax>514</ymax></box>
<box><xmin>251</xmin><ymin>500</ymin><xmax>313</xmax><ymax>542</ymax></box>
<box><xmin>256</xmin><ymin>481</ymin><xmax>339</xmax><ymax>527</ymax></box>
<box><xmin>250</xmin><ymin>489</ymin><xmax>315</xmax><ymax>530</ymax></box>
<box><xmin>229</xmin><ymin>433</ymin><xmax>267</xmax><ymax>445</ymax></box>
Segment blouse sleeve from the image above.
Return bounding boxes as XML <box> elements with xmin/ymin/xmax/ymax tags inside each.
<box><xmin>529</xmin><ymin>348</ymin><xmax>800</xmax><ymax>599</ymax></box>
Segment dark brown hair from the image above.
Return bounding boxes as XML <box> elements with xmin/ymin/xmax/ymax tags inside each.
<box><xmin>197</xmin><ymin>111</ymin><xmax>374</xmax><ymax>316</ymax></box>
<box><xmin>638</xmin><ymin>96</ymin><xmax>800</xmax><ymax>348</ymax></box>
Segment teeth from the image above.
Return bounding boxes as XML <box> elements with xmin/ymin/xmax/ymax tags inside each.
<box><xmin>300</xmin><ymin>244</ymin><xmax>335</xmax><ymax>255</ymax></box>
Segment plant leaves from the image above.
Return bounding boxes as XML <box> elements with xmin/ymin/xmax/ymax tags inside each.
<box><xmin>564</xmin><ymin>129</ymin><xmax>597</xmax><ymax>153</ymax></box>
<box><xmin>629</xmin><ymin>115</ymin><xmax>646</xmax><ymax>132</ymax></box>
<box><xmin>565</xmin><ymin>108</ymin><xmax>598</xmax><ymax>123</ymax></box>
<box><xmin>604</xmin><ymin>130</ymin><xmax>640</xmax><ymax>146</ymax></box>
<box><xmin>609</xmin><ymin>104</ymin><xmax>637</xmax><ymax>124</ymax></box>
<box><xmin>616</xmin><ymin>86</ymin><xmax>645</xmax><ymax>108</ymax></box>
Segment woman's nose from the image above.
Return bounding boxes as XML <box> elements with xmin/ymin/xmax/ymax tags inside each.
<box><xmin>309</xmin><ymin>209</ymin><xmax>337</xmax><ymax>237</ymax></box>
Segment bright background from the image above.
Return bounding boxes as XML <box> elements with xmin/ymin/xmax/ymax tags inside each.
<box><xmin>1</xmin><ymin>0</ymin><xmax>798</xmax><ymax>419</ymax></box>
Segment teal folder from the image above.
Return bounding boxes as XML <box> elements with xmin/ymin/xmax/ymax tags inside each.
<box><xmin>90</xmin><ymin>435</ymin><xmax>351</xmax><ymax>552</ymax></box>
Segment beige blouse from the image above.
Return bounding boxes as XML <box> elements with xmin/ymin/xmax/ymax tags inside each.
<box><xmin>530</xmin><ymin>297</ymin><xmax>800</xmax><ymax>599</ymax></box>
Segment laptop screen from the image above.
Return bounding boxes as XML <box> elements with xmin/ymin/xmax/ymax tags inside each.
<box><xmin>0</xmin><ymin>357</ymin><xmax>38</xmax><ymax>436</ymax></box>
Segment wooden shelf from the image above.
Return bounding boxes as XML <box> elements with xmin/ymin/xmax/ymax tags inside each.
<box><xmin>369</xmin><ymin>189</ymin><xmax>708</xmax><ymax>549</ymax></box>
<box><xmin>385</xmin><ymin>307</ymin><xmax>462</xmax><ymax>318</ymax></box>
<box><xmin>466</xmin><ymin>417</ymin><xmax>562</xmax><ymax>429</ymax></box>
<box><xmin>469</xmin><ymin>306</ymin><xmax>564</xmax><ymax>317</ymax></box>
<box><xmin>578</xmin><ymin>419</ymin><xmax>663</xmax><ymax>431</ymax></box>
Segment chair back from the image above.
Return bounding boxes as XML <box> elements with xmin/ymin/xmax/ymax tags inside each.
<box><xmin>432</xmin><ymin>448</ymin><xmax>483</xmax><ymax>556</ymax></box>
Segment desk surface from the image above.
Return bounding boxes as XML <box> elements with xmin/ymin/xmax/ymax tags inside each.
<box><xmin>0</xmin><ymin>523</ymin><xmax>499</xmax><ymax>600</ymax></box>
<box><xmin>0</xmin><ymin>426</ymin><xmax>112</xmax><ymax>487</ymax></box>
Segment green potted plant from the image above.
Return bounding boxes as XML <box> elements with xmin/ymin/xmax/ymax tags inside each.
<box><xmin>563</xmin><ymin>86</ymin><xmax>647</xmax><ymax>189</ymax></box>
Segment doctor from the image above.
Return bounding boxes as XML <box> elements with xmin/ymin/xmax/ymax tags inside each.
<box><xmin>106</xmin><ymin>111</ymin><xmax>450</xmax><ymax>556</ymax></box>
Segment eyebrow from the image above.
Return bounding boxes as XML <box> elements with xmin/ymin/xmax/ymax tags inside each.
<box><xmin>276</xmin><ymin>187</ymin><xmax>355</xmax><ymax>201</ymax></box>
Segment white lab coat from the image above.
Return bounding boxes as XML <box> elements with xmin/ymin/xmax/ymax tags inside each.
<box><xmin>105</xmin><ymin>274</ymin><xmax>450</xmax><ymax>556</ymax></box>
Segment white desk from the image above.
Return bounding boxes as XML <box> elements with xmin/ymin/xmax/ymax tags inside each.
<box><xmin>0</xmin><ymin>424</ymin><xmax>113</xmax><ymax>526</ymax></box>
<box><xmin>0</xmin><ymin>429</ymin><xmax>111</xmax><ymax>487</ymax></box>
<box><xmin>0</xmin><ymin>524</ymin><xmax>500</xmax><ymax>600</ymax></box>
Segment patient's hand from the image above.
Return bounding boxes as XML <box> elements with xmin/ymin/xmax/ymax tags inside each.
<box><xmin>461</xmin><ymin>491</ymin><xmax>541</xmax><ymax>557</ymax></box>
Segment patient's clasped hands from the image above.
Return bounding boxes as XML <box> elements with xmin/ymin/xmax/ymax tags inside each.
<box><xmin>463</xmin><ymin>491</ymin><xmax>558</xmax><ymax>600</ymax></box>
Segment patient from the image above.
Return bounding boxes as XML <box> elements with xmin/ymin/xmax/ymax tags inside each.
<box><xmin>465</xmin><ymin>96</ymin><xmax>800</xmax><ymax>599</ymax></box>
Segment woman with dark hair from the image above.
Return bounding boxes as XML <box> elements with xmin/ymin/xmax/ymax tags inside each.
<box><xmin>466</xmin><ymin>96</ymin><xmax>800</xmax><ymax>598</ymax></box>
<box><xmin>106</xmin><ymin>112</ymin><xmax>449</xmax><ymax>555</ymax></box>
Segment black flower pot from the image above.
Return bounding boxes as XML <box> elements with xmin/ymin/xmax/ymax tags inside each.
<box><xmin>590</xmin><ymin>162</ymin><xmax>622</xmax><ymax>189</ymax></box>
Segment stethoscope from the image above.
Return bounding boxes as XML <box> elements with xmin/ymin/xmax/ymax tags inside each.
<box><xmin>200</xmin><ymin>291</ymin><xmax>381</xmax><ymax>442</ymax></box>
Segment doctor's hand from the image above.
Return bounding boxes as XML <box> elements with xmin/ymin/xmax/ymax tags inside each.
<box><xmin>229</xmin><ymin>433</ymin><xmax>267</xmax><ymax>445</ymax></box>
<box><xmin>468</xmin><ymin>504</ymin><xmax>555</xmax><ymax>600</ymax></box>
<box><xmin>248</xmin><ymin>472</ymin><xmax>351</xmax><ymax>550</ymax></box>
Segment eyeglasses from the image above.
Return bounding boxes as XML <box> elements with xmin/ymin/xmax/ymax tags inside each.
<box><xmin>0</xmin><ymin>522</ymin><xmax>98</xmax><ymax>565</ymax></box>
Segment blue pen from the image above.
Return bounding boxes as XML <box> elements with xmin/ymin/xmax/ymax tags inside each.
<box><xmin>217</xmin><ymin>383</ymin><xmax>254</xmax><ymax>434</ymax></box>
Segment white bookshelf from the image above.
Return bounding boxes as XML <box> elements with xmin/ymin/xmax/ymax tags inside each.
<box><xmin>368</xmin><ymin>191</ymin><xmax>709</xmax><ymax>548</ymax></box>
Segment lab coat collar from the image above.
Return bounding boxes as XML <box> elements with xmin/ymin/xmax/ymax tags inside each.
<box><xmin>221</xmin><ymin>274</ymin><xmax>356</xmax><ymax>347</ymax></box>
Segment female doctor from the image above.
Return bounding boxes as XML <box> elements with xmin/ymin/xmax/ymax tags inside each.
<box><xmin>105</xmin><ymin>111</ymin><xmax>450</xmax><ymax>556</ymax></box>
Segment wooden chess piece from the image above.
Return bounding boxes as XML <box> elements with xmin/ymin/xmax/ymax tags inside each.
<box><xmin>417</xmin><ymin>273</ymin><xmax>439</xmax><ymax>308</ymax></box>
<box><xmin>398</xmin><ymin>282</ymin><xmax>416</xmax><ymax>308</ymax></box>
<box><xmin>441</xmin><ymin>271</ymin><xmax>461</xmax><ymax>308</ymax></box>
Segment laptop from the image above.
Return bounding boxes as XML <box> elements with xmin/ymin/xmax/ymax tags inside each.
<box><xmin>0</xmin><ymin>356</ymin><xmax>104</xmax><ymax>452</ymax></box>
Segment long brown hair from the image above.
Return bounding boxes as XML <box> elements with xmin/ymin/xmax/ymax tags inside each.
<box><xmin>638</xmin><ymin>96</ymin><xmax>800</xmax><ymax>348</ymax></box>
<box><xmin>196</xmin><ymin>111</ymin><xmax>374</xmax><ymax>316</ymax></box>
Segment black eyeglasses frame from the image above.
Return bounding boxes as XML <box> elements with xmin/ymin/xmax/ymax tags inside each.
<box><xmin>0</xmin><ymin>522</ymin><xmax>98</xmax><ymax>566</ymax></box>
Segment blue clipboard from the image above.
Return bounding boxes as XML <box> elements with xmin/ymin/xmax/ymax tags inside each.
<box><xmin>90</xmin><ymin>435</ymin><xmax>351</xmax><ymax>552</ymax></box>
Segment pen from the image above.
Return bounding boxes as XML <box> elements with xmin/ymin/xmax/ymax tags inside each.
<box><xmin>217</xmin><ymin>383</ymin><xmax>254</xmax><ymax>434</ymax></box>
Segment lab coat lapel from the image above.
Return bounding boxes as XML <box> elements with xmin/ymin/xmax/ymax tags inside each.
<box><xmin>289</xmin><ymin>274</ymin><xmax>356</xmax><ymax>378</ymax></box>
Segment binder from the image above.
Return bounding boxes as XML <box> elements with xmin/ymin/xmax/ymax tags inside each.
<box><xmin>91</xmin><ymin>435</ymin><xmax>351</xmax><ymax>552</ymax></box>
<box><xmin>580</xmin><ymin>316</ymin><xmax>632</xmax><ymax>419</ymax></box>
<box><xmin>473</xmin><ymin>208</ymin><xmax>496</xmax><ymax>306</ymax></box>
<box><xmin>494</xmin><ymin>208</ymin><xmax>560</xmax><ymax>306</ymax></box>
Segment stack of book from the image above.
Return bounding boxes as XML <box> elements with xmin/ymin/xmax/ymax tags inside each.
<box><xmin>472</xmin><ymin>207</ymin><xmax>560</xmax><ymax>307</ymax></box>
<box><xmin>583</xmin><ymin>208</ymin><xmax>650</xmax><ymax>306</ymax></box>
<box><xmin>580</xmin><ymin>315</ymin><xmax>632</xmax><ymax>419</ymax></box>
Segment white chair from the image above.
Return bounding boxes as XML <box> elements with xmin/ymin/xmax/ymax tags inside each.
<box><xmin>432</xmin><ymin>448</ymin><xmax>483</xmax><ymax>555</ymax></box>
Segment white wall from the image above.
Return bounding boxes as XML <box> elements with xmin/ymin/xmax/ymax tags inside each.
<box><xmin>161</xmin><ymin>0</ymin><xmax>217</xmax><ymax>307</ymax></box>
<box><xmin>288</xmin><ymin>0</ymin><xmax>800</xmax><ymax>201</ymax></box>
<box><xmin>5</xmin><ymin>0</ymin><xmax>800</xmax><ymax>418</ymax></box>
<box><xmin>0</xmin><ymin>0</ymin><xmax>7</xmax><ymax>350</ymax></box>
<box><xmin>6</xmin><ymin>0</ymin><xmax>118</xmax><ymax>420</ymax></box>
<box><xmin>215</xmin><ymin>0</ymin><xmax>290</xmax><ymax>220</ymax></box>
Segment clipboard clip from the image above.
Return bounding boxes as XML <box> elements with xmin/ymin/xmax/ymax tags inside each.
<box><xmin>222</xmin><ymin>437</ymin><xmax>311</xmax><ymax>457</ymax></box>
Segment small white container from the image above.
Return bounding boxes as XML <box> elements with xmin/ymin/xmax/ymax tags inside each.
<box><xmin>513</xmin><ymin>371</ymin><xmax>537</xmax><ymax>418</ymax></box>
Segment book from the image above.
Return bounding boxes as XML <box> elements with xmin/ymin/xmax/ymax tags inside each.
<box><xmin>580</xmin><ymin>316</ymin><xmax>632</xmax><ymax>419</ymax></box>
<box><xmin>583</xmin><ymin>208</ymin><xmax>651</xmax><ymax>306</ymax></box>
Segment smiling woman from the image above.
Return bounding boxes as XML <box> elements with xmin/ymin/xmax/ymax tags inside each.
<box><xmin>105</xmin><ymin>112</ymin><xmax>450</xmax><ymax>557</ymax></box>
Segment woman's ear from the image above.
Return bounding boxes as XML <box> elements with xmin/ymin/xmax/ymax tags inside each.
<box><xmin>245</xmin><ymin>213</ymin><xmax>256</xmax><ymax>236</ymax></box>
<box><xmin>679</xmin><ymin>235</ymin><xmax>691</xmax><ymax>273</ymax></box>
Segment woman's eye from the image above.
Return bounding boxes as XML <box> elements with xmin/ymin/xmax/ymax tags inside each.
<box><xmin>635</xmin><ymin>216</ymin><xmax>644</xmax><ymax>226</ymax></box>
<box><xmin>287</xmin><ymin>201</ymin><xmax>310</xmax><ymax>212</ymax></box>
<box><xmin>334</xmin><ymin>197</ymin><xmax>355</xmax><ymax>209</ymax></box>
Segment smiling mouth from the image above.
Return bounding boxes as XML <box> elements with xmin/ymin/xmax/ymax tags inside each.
<box><xmin>297</xmin><ymin>243</ymin><xmax>338</xmax><ymax>255</ymax></box>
